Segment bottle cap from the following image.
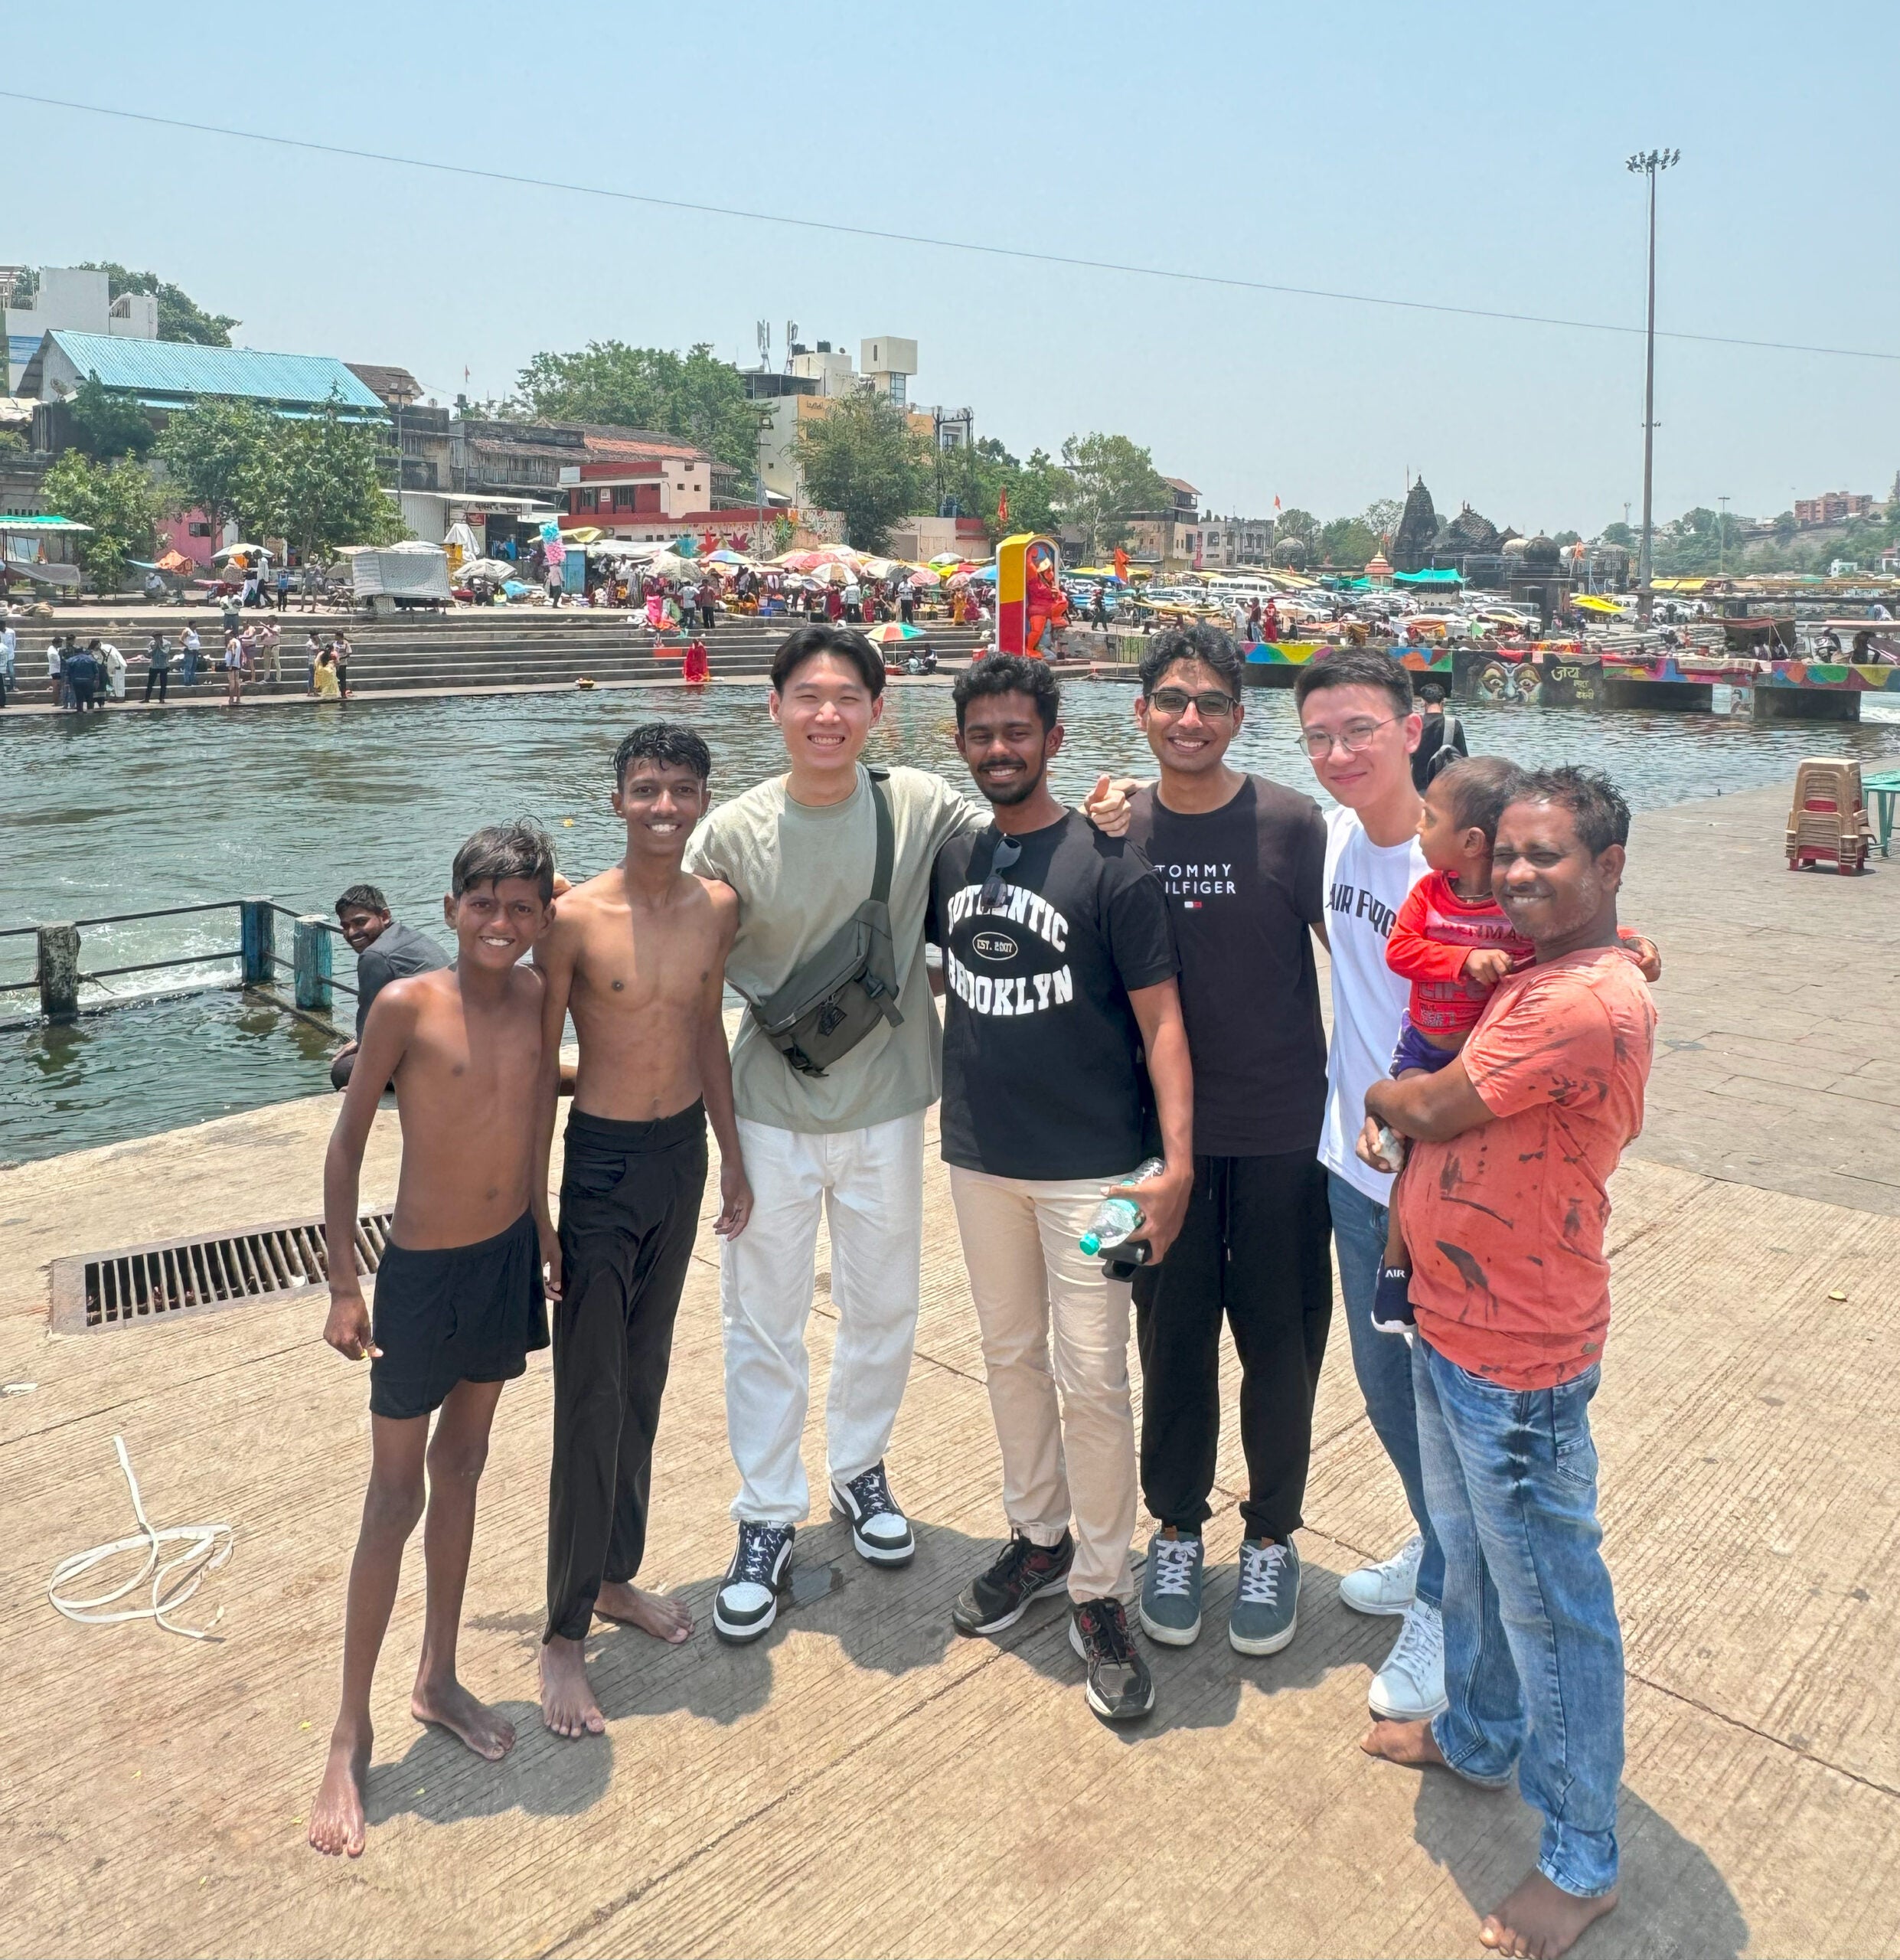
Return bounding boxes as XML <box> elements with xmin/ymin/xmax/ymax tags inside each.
<box><xmin>1079</xmin><ymin>1232</ymin><xmax>1102</xmax><ymax>1256</ymax></box>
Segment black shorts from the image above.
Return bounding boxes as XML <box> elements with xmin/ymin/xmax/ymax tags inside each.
<box><xmin>368</xmin><ymin>1210</ymin><xmax>549</xmax><ymax>1419</ymax></box>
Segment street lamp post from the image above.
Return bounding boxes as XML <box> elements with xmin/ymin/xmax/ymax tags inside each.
<box><xmin>1718</xmin><ymin>493</ymin><xmax>1729</xmax><ymax>577</ymax></box>
<box><xmin>1626</xmin><ymin>147</ymin><xmax>1680</xmax><ymax>620</ymax></box>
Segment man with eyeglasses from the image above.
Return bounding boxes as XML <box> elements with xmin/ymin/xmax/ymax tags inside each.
<box><xmin>1098</xmin><ymin>625</ymin><xmax>1335</xmax><ymax>1661</ymax></box>
<box><xmin>930</xmin><ymin>654</ymin><xmax>1193</xmax><ymax>1723</ymax></box>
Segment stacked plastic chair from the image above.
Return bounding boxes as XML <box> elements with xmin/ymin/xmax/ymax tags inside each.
<box><xmin>1785</xmin><ymin>758</ymin><xmax>1872</xmax><ymax>875</ymax></box>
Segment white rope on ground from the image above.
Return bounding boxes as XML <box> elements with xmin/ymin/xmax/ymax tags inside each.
<box><xmin>47</xmin><ymin>1435</ymin><xmax>233</xmax><ymax>1641</ymax></box>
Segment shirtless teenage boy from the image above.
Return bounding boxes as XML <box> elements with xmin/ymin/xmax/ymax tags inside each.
<box><xmin>307</xmin><ymin>822</ymin><xmax>558</xmax><ymax>1860</ymax></box>
<box><xmin>534</xmin><ymin>723</ymin><xmax>752</xmax><ymax>1738</ymax></box>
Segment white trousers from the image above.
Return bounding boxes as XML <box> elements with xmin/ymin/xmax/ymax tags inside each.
<box><xmin>720</xmin><ymin>1110</ymin><xmax>926</xmax><ymax>1525</ymax></box>
<box><xmin>947</xmin><ymin>1167</ymin><xmax>1138</xmax><ymax>1604</ymax></box>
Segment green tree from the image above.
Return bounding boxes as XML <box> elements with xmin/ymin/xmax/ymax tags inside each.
<box><xmin>1552</xmin><ymin>529</ymin><xmax>1582</xmax><ymax>548</ymax></box>
<box><xmin>792</xmin><ymin>390</ymin><xmax>932</xmax><ymax>552</ymax></box>
<box><xmin>512</xmin><ymin>341</ymin><xmax>764</xmax><ymax>473</ymax></box>
<box><xmin>940</xmin><ymin>436</ymin><xmax>1072</xmax><ymax>546</ymax></box>
<box><xmin>1317</xmin><ymin>515</ymin><xmax>1379</xmax><ymax>567</ymax></box>
<box><xmin>1600</xmin><ymin>521</ymin><xmax>1636</xmax><ymax>548</ymax></box>
<box><xmin>155</xmin><ymin>395</ymin><xmax>282</xmax><ymax>544</ymax></box>
<box><xmin>66</xmin><ymin>374</ymin><xmax>155</xmax><ymax>460</ymax></box>
<box><xmin>41</xmin><ymin>451</ymin><xmax>165</xmax><ymax>592</ymax></box>
<box><xmin>0</xmin><ymin>428</ymin><xmax>26</xmax><ymax>459</ymax></box>
<box><xmin>78</xmin><ymin>263</ymin><xmax>237</xmax><ymax>345</ymax></box>
<box><xmin>1055</xmin><ymin>432</ymin><xmax>1169</xmax><ymax>561</ymax></box>
<box><xmin>1275</xmin><ymin>507</ymin><xmax>1319</xmax><ymax>544</ymax></box>
<box><xmin>1362</xmin><ymin>497</ymin><xmax>1403</xmax><ymax>539</ymax></box>
<box><xmin>276</xmin><ymin>397</ymin><xmax>405</xmax><ymax>560</ymax></box>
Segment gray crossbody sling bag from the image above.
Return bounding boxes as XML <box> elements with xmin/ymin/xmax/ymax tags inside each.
<box><xmin>740</xmin><ymin>768</ymin><xmax>904</xmax><ymax>1079</ymax></box>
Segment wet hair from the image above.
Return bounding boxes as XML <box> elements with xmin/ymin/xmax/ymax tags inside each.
<box><xmin>335</xmin><ymin>883</ymin><xmax>388</xmax><ymax>917</ymax></box>
<box><xmin>952</xmin><ymin>652</ymin><xmax>1061</xmax><ymax>731</ymax></box>
<box><xmin>1138</xmin><ymin>624</ymin><xmax>1244</xmax><ymax>699</ymax></box>
<box><xmin>1291</xmin><ymin>645</ymin><xmax>1412</xmax><ymax>719</ymax></box>
<box><xmin>1429</xmin><ymin>756</ymin><xmax>1523</xmax><ymax>844</ymax></box>
<box><xmin>450</xmin><ymin>821</ymin><xmax>557</xmax><ymax>902</ymax></box>
<box><xmin>769</xmin><ymin>621</ymin><xmax>885</xmax><ymax>698</ymax></box>
<box><xmin>1503</xmin><ymin>765</ymin><xmax>1631</xmax><ymax>856</ymax></box>
<box><xmin>614</xmin><ymin>721</ymin><xmax>711</xmax><ymax>787</ymax></box>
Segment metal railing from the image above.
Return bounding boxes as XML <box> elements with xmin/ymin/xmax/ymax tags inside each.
<box><xmin>0</xmin><ymin>897</ymin><xmax>356</xmax><ymax>1022</ymax></box>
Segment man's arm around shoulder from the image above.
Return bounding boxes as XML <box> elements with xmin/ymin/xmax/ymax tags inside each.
<box><xmin>529</xmin><ymin>906</ymin><xmax>583</xmax><ymax>1298</ymax></box>
<box><xmin>697</xmin><ymin>880</ymin><xmax>752</xmax><ymax>1239</ymax></box>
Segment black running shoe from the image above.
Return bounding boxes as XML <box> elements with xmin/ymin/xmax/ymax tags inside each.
<box><xmin>1069</xmin><ymin>1597</ymin><xmax>1155</xmax><ymax>1722</ymax></box>
<box><xmin>951</xmin><ymin>1530</ymin><xmax>1074</xmax><ymax>1636</ymax></box>
<box><xmin>1372</xmin><ymin>1263</ymin><xmax>1417</xmax><ymax>1334</ymax></box>
<box><xmin>713</xmin><ymin>1521</ymin><xmax>795</xmax><ymax>1644</ymax></box>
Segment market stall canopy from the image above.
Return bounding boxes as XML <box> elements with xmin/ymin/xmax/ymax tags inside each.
<box><xmin>566</xmin><ymin>527</ymin><xmax>604</xmax><ymax>544</ymax></box>
<box><xmin>905</xmin><ymin>567</ymin><xmax>941</xmax><ymax>587</ymax></box>
<box><xmin>1392</xmin><ymin>568</ymin><xmax>1463</xmax><ymax>586</ymax></box>
<box><xmin>862</xmin><ymin>622</ymin><xmax>928</xmax><ymax>644</ymax></box>
<box><xmin>1572</xmin><ymin>594</ymin><xmax>1627</xmax><ymax>616</ymax></box>
<box><xmin>0</xmin><ymin>513</ymin><xmax>93</xmax><ymax>534</ymax></box>
<box><xmin>443</xmin><ymin>521</ymin><xmax>481</xmax><ymax>556</ymax></box>
<box><xmin>3</xmin><ymin>555</ymin><xmax>82</xmax><ymax>585</ymax></box>
<box><xmin>456</xmin><ymin>558</ymin><xmax>517</xmax><ymax>583</ymax></box>
<box><xmin>212</xmin><ymin>541</ymin><xmax>270</xmax><ymax>564</ymax></box>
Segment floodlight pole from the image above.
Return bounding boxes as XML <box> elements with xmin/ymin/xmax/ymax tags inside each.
<box><xmin>1627</xmin><ymin>147</ymin><xmax>1678</xmax><ymax>620</ymax></box>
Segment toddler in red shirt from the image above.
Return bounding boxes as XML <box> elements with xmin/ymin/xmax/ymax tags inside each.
<box><xmin>1375</xmin><ymin>757</ymin><xmax>1654</xmax><ymax>1332</ymax></box>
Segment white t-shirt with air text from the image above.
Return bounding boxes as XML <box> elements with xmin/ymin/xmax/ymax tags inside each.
<box><xmin>1319</xmin><ymin>805</ymin><xmax>1428</xmax><ymax>1204</ymax></box>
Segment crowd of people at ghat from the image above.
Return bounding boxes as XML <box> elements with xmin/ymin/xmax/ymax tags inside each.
<box><xmin>304</xmin><ymin>622</ymin><xmax>1659</xmax><ymax>1960</ymax></box>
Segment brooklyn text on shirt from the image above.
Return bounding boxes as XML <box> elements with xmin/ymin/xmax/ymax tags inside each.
<box><xmin>943</xmin><ymin>880</ymin><xmax>1068</xmax><ymax>951</ymax></box>
<box><xmin>943</xmin><ymin>949</ymin><xmax>1075</xmax><ymax>1017</ymax></box>
<box><xmin>1327</xmin><ymin>880</ymin><xmax>1399</xmax><ymax>936</ymax></box>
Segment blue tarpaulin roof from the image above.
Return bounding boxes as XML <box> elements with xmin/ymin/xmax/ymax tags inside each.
<box><xmin>26</xmin><ymin>332</ymin><xmax>387</xmax><ymax>416</ymax></box>
<box><xmin>1392</xmin><ymin>567</ymin><xmax>1464</xmax><ymax>586</ymax></box>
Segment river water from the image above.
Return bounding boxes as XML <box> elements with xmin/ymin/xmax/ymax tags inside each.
<box><xmin>6</xmin><ymin>678</ymin><xmax>1898</xmax><ymax>1164</ymax></box>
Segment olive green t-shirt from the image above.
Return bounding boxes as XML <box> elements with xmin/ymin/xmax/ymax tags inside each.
<box><xmin>685</xmin><ymin>764</ymin><xmax>984</xmax><ymax>1133</ymax></box>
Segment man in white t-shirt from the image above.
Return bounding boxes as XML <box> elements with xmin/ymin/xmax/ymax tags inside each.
<box><xmin>1291</xmin><ymin>647</ymin><xmax>1445</xmax><ymax>1726</ymax></box>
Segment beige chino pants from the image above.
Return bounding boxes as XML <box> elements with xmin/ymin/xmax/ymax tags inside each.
<box><xmin>947</xmin><ymin>1167</ymin><xmax>1138</xmax><ymax>1604</ymax></box>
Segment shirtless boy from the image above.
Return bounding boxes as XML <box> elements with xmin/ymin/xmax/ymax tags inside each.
<box><xmin>307</xmin><ymin>822</ymin><xmax>559</xmax><ymax>1859</ymax></box>
<box><xmin>533</xmin><ymin>723</ymin><xmax>751</xmax><ymax>1738</ymax></box>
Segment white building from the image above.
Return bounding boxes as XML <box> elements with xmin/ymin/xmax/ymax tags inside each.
<box><xmin>2</xmin><ymin>266</ymin><xmax>158</xmax><ymax>393</ymax></box>
<box><xmin>748</xmin><ymin>335</ymin><xmax>926</xmax><ymax>505</ymax></box>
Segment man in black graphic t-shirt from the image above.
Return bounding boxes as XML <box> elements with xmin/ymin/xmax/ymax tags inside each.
<box><xmin>928</xmin><ymin>656</ymin><xmax>1193</xmax><ymax>1724</ymax></box>
<box><xmin>1091</xmin><ymin>626</ymin><xmax>1334</xmax><ymax>1663</ymax></box>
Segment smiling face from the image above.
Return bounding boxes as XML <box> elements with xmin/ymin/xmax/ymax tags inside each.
<box><xmin>1297</xmin><ymin>681</ymin><xmax>1421</xmax><ymax>810</ymax></box>
<box><xmin>1491</xmin><ymin>798</ymin><xmax>1624</xmax><ymax>952</ymax></box>
<box><xmin>769</xmin><ymin>651</ymin><xmax>881</xmax><ymax>779</ymax></box>
<box><xmin>613</xmin><ymin>758</ymin><xmax>710</xmax><ymax>863</ymax></box>
<box><xmin>336</xmin><ymin>903</ymin><xmax>390</xmax><ymax>955</ymax></box>
<box><xmin>1134</xmin><ymin>655</ymin><xmax>1243</xmax><ymax>776</ymax></box>
<box><xmin>955</xmin><ymin>689</ymin><xmax>1063</xmax><ymax>806</ymax></box>
<box><xmin>443</xmin><ymin>877</ymin><xmax>553</xmax><ymax>971</ymax></box>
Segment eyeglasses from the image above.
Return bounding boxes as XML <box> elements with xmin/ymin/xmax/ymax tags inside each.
<box><xmin>980</xmin><ymin>832</ymin><xmax>1022</xmax><ymax>911</ymax></box>
<box><xmin>1148</xmin><ymin>688</ymin><xmax>1239</xmax><ymax>720</ymax></box>
<box><xmin>1296</xmin><ymin>716</ymin><xmax>1398</xmax><ymax>758</ymax></box>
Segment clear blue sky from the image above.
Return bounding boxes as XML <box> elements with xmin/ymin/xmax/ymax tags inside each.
<box><xmin>8</xmin><ymin>0</ymin><xmax>1895</xmax><ymax>531</ymax></box>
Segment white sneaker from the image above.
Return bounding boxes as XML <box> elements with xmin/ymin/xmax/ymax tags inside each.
<box><xmin>1338</xmin><ymin>1533</ymin><xmax>1423</xmax><ymax>1618</ymax></box>
<box><xmin>1368</xmin><ymin>1599</ymin><xmax>1447</xmax><ymax>1721</ymax></box>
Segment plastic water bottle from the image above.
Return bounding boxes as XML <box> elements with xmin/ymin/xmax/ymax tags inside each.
<box><xmin>1079</xmin><ymin>1158</ymin><xmax>1167</xmax><ymax>1256</ymax></box>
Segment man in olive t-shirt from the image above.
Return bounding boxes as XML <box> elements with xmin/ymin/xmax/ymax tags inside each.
<box><xmin>683</xmin><ymin>625</ymin><xmax>983</xmax><ymax>1643</ymax></box>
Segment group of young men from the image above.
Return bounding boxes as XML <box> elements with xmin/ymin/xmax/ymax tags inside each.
<box><xmin>306</xmin><ymin>622</ymin><xmax>1655</xmax><ymax>1960</ymax></box>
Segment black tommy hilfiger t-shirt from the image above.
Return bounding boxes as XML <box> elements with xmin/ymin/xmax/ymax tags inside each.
<box><xmin>1123</xmin><ymin>775</ymin><xmax>1328</xmax><ymax>1157</ymax></box>
<box><xmin>929</xmin><ymin>809</ymin><xmax>1179</xmax><ymax>1181</ymax></box>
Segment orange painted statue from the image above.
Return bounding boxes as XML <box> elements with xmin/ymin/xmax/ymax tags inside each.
<box><xmin>1024</xmin><ymin>547</ymin><xmax>1066</xmax><ymax>655</ymax></box>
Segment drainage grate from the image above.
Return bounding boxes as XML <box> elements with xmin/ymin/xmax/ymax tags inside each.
<box><xmin>47</xmin><ymin>1209</ymin><xmax>396</xmax><ymax>1334</ymax></box>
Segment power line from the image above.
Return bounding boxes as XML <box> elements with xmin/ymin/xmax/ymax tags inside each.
<box><xmin>6</xmin><ymin>86</ymin><xmax>1899</xmax><ymax>367</ymax></box>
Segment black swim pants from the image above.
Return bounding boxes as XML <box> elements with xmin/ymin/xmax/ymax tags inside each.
<box><xmin>369</xmin><ymin>1210</ymin><xmax>550</xmax><ymax>1420</ymax></box>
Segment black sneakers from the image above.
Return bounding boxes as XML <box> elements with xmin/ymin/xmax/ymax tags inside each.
<box><xmin>1372</xmin><ymin>1263</ymin><xmax>1417</xmax><ymax>1334</ymax></box>
<box><xmin>951</xmin><ymin>1530</ymin><xmax>1075</xmax><ymax>1635</ymax></box>
<box><xmin>829</xmin><ymin>1460</ymin><xmax>916</xmax><ymax>1566</ymax></box>
<box><xmin>1069</xmin><ymin>1597</ymin><xmax>1155</xmax><ymax>1722</ymax></box>
<box><xmin>713</xmin><ymin>1521</ymin><xmax>795</xmax><ymax>1644</ymax></box>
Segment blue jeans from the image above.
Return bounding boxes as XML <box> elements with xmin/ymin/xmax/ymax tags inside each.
<box><xmin>1415</xmin><ymin>1338</ymin><xmax>1623</xmax><ymax>1899</ymax></box>
<box><xmin>1327</xmin><ymin>1171</ymin><xmax>1444</xmax><ymax>1610</ymax></box>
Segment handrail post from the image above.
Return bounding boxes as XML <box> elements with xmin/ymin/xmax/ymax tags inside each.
<box><xmin>293</xmin><ymin>916</ymin><xmax>333</xmax><ymax>1013</ymax></box>
<box><xmin>38</xmin><ymin>923</ymin><xmax>80</xmax><ymax>1022</ymax></box>
<box><xmin>240</xmin><ymin>898</ymin><xmax>275</xmax><ymax>987</ymax></box>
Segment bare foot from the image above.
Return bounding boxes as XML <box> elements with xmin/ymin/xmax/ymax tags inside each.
<box><xmin>594</xmin><ymin>1579</ymin><xmax>694</xmax><ymax>1645</ymax></box>
<box><xmin>540</xmin><ymin>1635</ymin><xmax>605</xmax><ymax>1738</ymax></box>
<box><xmin>1480</xmin><ymin>1870</ymin><xmax>1618</xmax><ymax>1958</ymax></box>
<box><xmin>307</xmin><ymin>1732</ymin><xmax>370</xmax><ymax>1857</ymax></box>
<box><xmin>1361</xmin><ymin>1717</ymin><xmax>1448</xmax><ymax>1769</ymax></box>
<box><xmin>411</xmin><ymin>1674</ymin><xmax>516</xmax><ymax>1761</ymax></box>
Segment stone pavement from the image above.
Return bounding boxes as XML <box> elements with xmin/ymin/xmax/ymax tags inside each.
<box><xmin>0</xmin><ymin>778</ymin><xmax>1896</xmax><ymax>1958</ymax></box>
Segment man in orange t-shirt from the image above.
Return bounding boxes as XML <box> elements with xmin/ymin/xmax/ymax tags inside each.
<box><xmin>1354</xmin><ymin>766</ymin><xmax>1655</xmax><ymax>1960</ymax></box>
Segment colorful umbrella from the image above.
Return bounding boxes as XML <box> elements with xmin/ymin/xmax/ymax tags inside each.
<box><xmin>862</xmin><ymin>622</ymin><xmax>928</xmax><ymax>643</ymax></box>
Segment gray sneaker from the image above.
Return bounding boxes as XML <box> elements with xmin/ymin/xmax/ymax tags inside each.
<box><xmin>1138</xmin><ymin>1528</ymin><xmax>1204</xmax><ymax>1645</ymax></box>
<box><xmin>1229</xmin><ymin>1539</ymin><xmax>1300</xmax><ymax>1655</ymax></box>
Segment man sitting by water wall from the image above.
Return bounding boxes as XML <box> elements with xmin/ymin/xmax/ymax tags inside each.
<box><xmin>330</xmin><ymin>885</ymin><xmax>450</xmax><ymax>1090</ymax></box>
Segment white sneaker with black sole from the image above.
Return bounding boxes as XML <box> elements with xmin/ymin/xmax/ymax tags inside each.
<box><xmin>713</xmin><ymin>1521</ymin><xmax>795</xmax><ymax>1644</ymax></box>
<box><xmin>828</xmin><ymin>1460</ymin><xmax>915</xmax><ymax>1566</ymax></box>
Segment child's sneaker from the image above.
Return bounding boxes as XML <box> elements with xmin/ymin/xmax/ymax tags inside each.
<box><xmin>1372</xmin><ymin>1263</ymin><xmax>1416</xmax><ymax>1334</ymax></box>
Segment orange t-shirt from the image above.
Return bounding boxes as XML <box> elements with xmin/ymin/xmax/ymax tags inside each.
<box><xmin>1400</xmin><ymin>947</ymin><xmax>1657</xmax><ymax>1389</ymax></box>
